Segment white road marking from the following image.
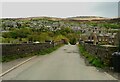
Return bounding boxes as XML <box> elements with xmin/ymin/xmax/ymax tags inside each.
<box><xmin>104</xmin><ymin>72</ymin><xmax>117</xmax><ymax>80</ymax></box>
<box><xmin>0</xmin><ymin>56</ymin><xmax>36</xmax><ymax>77</ymax></box>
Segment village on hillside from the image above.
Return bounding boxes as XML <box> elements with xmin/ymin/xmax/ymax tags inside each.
<box><xmin>1</xmin><ymin>16</ymin><xmax>120</xmax><ymax>80</ymax></box>
<box><xmin>1</xmin><ymin>16</ymin><xmax>120</xmax><ymax>46</ymax></box>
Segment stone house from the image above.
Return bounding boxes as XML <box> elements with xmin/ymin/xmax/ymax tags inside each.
<box><xmin>80</xmin><ymin>28</ymin><xmax>117</xmax><ymax>45</ymax></box>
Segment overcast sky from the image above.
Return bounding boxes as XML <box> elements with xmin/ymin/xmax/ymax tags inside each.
<box><xmin>1</xmin><ymin>2</ymin><xmax>119</xmax><ymax>18</ymax></box>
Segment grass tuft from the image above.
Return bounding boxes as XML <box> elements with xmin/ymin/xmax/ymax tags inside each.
<box><xmin>79</xmin><ymin>44</ymin><xmax>105</xmax><ymax>68</ymax></box>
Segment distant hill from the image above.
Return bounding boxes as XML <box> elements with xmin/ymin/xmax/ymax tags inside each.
<box><xmin>68</xmin><ymin>16</ymin><xmax>105</xmax><ymax>18</ymax></box>
<box><xmin>66</xmin><ymin>16</ymin><xmax>110</xmax><ymax>21</ymax></box>
<box><xmin>1</xmin><ymin>16</ymin><xmax>119</xmax><ymax>22</ymax></box>
<box><xmin>1</xmin><ymin>16</ymin><xmax>64</xmax><ymax>21</ymax></box>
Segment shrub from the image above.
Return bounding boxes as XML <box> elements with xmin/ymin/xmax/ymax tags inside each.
<box><xmin>92</xmin><ymin>58</ymin><xmax>104</xmax><ymax>68</ymax></box>
<box><xmin>69</xmin><ymin>37</ymin><xmax>77</xmax><ymax>45</ymax></box>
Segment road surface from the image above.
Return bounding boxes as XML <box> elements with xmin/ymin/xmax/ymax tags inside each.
<box><xmin>2</xmin><ymin>45</ymin><xmax>116</xmax><ymax>80</ymax></box>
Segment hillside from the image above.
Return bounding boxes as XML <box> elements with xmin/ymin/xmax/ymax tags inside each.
<box><xmin>1</xmin><ymin>16</ymin><xmax>119</xmax><ymax>31</ymax></box>
<box><xmin>67</xmin><ymin>16</ymin><xmax>110</xmax><ymax>21</ymax></box>
<box><xmin>69</xmin><ymin>16</ymin><xmax>105</xmax><ymax>18</ymax></box>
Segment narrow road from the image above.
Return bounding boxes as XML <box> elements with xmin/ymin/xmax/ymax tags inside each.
<box><xmin>2</xmin><ymin>45</ymin><xmax>116</xmax><ymax>80</ymax></box>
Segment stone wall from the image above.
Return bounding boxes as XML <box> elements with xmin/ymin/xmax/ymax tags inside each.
<box><xmin>2</xmin><ymin>41</ymin><xmax>63</xmax><ymax>60</ymax></box>
<box><xmin>114</xmin><ymin>30</ymin><xmax>120</xmax><ymax>46</ymax></box>
<box><xmin>80</xmin><ymin>42</ymin><xmax>117</xmax><ymax>66</ymax></box>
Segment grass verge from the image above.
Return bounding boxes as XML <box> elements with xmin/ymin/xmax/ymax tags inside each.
<box><xmin>78</xmin><ymin>44</ymin><xmax>105</xmax><ymax>68</ymax></box>
<box><xmin>35</xmin><ymin>44</ymin><xmax>63</xmax><ymax>55</ymax></box>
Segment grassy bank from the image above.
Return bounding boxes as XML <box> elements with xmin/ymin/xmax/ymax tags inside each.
<box><xmin>35</xmin><ymin>44</ymin><xmax>63</xmax><ymax>55</ymax></box>
<box><xmin>2</xmin><ymin>44</ymin><xmax>63</xmax><ymax>62</ymax></box>
<box><xmin>78</xmin><ymin>44</ymin><xmax>105</xmax><ymax>68</ymax></box>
